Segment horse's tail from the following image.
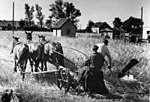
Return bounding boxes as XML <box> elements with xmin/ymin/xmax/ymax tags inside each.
<box><xmin>17</xmin><ymin>44</ymin><xmax>29</xmax><ymax>64</ymax></box>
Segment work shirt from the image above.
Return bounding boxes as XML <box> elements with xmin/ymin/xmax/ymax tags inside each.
<box><xmin>85</xmin><ymin>52</ymin><xmax>105</xmax><ymax>72</ymax></box>
<box><xmin>97</xmin><ymin>43</ymin><xmax>111</xmax><ymax>66</ymax></box>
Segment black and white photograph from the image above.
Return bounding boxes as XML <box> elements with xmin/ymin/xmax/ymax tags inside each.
<box><xmin>0</xmin><ymin>0</ymin><xmax>149</xmax><ymax>102</ymax></box>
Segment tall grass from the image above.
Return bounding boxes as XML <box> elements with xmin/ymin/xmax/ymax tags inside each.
<box><xmin>0</xmin><ymin>31</ymin><xmax>149</xmax><ymax>102</ymax></box>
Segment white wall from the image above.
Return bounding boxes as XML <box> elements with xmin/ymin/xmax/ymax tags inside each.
<box><xmin>57</xmin><ymin>30</ymin><xmax>61</xmax><ymax>37</ymax></box>
<box><xmin>53</xmin><ymin>29</ymin><xmax>57</xmax><ymax>36</ymax></box>
<box><xmin>92</xmin><ymin>27</ymin><xmax>99</xmax><ymax>33</ymax></box>
<box><xmin>143</xmin><ymin>26</ymin><xmax>150</xmax><ymax>39</ymax></box>
<box><xmin>53</xmin><ymin>29</ymin><xmax>61</xmax><ymax>37</ymax></box>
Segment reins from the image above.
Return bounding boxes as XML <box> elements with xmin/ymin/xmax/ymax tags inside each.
<box><xmin>62</xmin><ymin>46</ymin><xmax>89</xmax><ymax>59</ymax></box>
<box><xmin>51</xmin><ymin>49</ymin><xmax>79</xmax><ymax>69</ymax></box>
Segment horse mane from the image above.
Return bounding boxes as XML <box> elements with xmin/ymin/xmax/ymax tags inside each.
<box><xmin>13</xmin><ymin>41</ymin><xmax>22</xmax><ymax>46</ymax></box>
<box><xmin>42</xmin><ymin>40</ymin><xmax>50</xmax><ymax>45</ymax></box>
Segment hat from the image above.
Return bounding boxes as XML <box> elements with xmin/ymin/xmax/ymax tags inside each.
<box><xmin>92</xmin><ymin>45</ymin><xmax>98</xmax><ymax>51</ymax></box>
<box><xmin>103</xmin><ymin>39</ymin><xmax>109</xmax><ymax>44</ymax></box>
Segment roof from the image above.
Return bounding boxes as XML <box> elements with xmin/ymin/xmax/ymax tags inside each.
<box><xmin>92</xmin><ymin>22</ymin><xmax>105</xmax><ymax>27</ymax></box>
<box><xmin>92</xmin><ymin>22</ymin><xmax>112</xmax><ymax>30</ymax></box>
<box><xmin>52</xmin><ymin>18</ymin><xmax>70</xmax><ymax>29</ymax></box>
<box><xmin>101</xmin><ymin>28</ymin><xmax>112</xmax><ymax>32</ymax></box>
<box><xmin>0</xmin><ymin>20</ymin><xmax>7</xmax><ymax>27</ymax></box>
<box><xmin>0</xmin><ymin>20</ymin><xmax>19</xmax><ymax>27</ymax></box>
<box><xmin>113</xmin><ymin>27</ymin><xmax>127</xmax><ymax>33</ymax></box>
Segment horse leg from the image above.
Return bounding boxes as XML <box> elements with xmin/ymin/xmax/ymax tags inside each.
<box><xmin>35</xmin><ymin>59</ymin><xmax>40</xmax><ymax>72</ymax></box>
<box><xmin>14</xmin><ymin>58</ymin><xmax>17</xmax><ymax>72</ymax></box>
<box><xmin>44</xmin><ymin>61</ymin><xmax>47</xmax><ymax>71</ymax></box>
<box><xmin>29</xmin><ymin>58</ymin><xmax>34</xmax><ymax>72</ymax></box>
<box><xmin>40</xmin><ymin>60</ymin><xmax>44</xmax><ymax>71</ymax></box>
<box><xmin>43</xmin><ymin>56</ymin><xmax>47</xmax><ymax>71</ymax></box>
<box><xmin>22</xmin><ymin>60</ymin><xmax>28</xmax><ymax>81</ymax></box>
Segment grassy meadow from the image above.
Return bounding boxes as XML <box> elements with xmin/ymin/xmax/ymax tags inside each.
<box><xmin>0</xmin><ymin>31</ymin><xmax>149</xmax><ymax>102</ymax></box>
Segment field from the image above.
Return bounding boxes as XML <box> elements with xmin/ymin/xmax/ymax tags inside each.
<box><xmin>0</xmin><ymin>31</ymin><xmax>149</xmax><ymax>102</ymax></box>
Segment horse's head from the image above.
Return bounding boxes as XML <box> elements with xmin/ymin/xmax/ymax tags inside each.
<box><xmin>12</xmin><ymin>36</ymin><xmax>19</xmax><ymax>42</ymax></box>
<box><xmin>55</xmin><ymin>42</ymin><xmax>63</xmax><ymax>52</ymax></box>
<box><xmin>12</xmin><ymin>36</ymin><xmax>20</xmax><ymax>46</ymax></box>
<box><xmin>38</xmin><ymin>35</ymin><xmax>46</xmax><ymax>43</ymax></box>
<box><xmin>25</xmin><ymin>30</ymin><xmax>33</xmax><ymax>41</ymax></box>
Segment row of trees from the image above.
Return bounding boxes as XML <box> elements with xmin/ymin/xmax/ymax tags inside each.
<box><xmin>84</xmin><ymin>16</ymin><xmax>143</xmax><ymax>35</ymax></box>
<box><xmin>19</xmin><ymin>4</ymin><xmax>45</xmax><ymax>29</ymax></box>
<box><xmin>113</xmin><ymin>17</ymin><xmax>143</xmax><ymax>35</ymax></box>
<box><xmin>19</xmin><ymin>0</ymin><xmax>142</xmax><ymax>34</ymax></box>
<box><xmin>19</xmin><ymin>0</ymin><xmax>81</xmax><ymax>31</ymax></box>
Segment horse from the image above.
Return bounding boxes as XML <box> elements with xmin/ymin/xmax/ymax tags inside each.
<box><xmin>25</xmin><ymin>31</ymin><xmax>45</xmax><ymax>72</ymax></box>
<box><xmin>38</xmin><ymin>35</ymin><xmax>64</xmax><ymax>71</ymax></box>
<box><xmin>12</xmin><ymin>36</ymin><xmax>29</xmax><ymax>80</ymax></box>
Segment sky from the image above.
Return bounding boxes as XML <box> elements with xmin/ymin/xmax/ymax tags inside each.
<box><xmin>0</xmin><ymin>0</ymin><xmax>149</xmax><ymax>29</ymax></box>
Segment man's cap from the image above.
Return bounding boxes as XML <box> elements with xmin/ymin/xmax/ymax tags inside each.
<box><xmin>103</xmin><ymin>39</ymin><xmax>109</xmax><ymax>44</ymax></box>
<box><xmin>92</xmin><ymin>45</ymin><xmax>99</xmax><ymax>51</ymax></box>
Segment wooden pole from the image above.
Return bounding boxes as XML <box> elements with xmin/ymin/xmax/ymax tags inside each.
<box><xmin>141</xmin><ymin>7</ymin><xmax>143</xmax><ymax>39</ymax></box>
<box><xmin>12</xmin><ymin>2</ymin><xmax>14</xmax><ymax>34</ymax></box>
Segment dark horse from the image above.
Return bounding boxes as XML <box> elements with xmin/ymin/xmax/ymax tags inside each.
<box><xmin>38</xmin><ymin>35</ymin><xmax>64</xmax><ymax>71</ymax></box>
<box><xmin>12</xmin><ymin>36</ymin><xmax>29</xmax><ymax>80</ymax></box>
<box><xmin>25</xmin><ymin>31</ymin><xmax>45</xmax><ymax>72</ymax></box>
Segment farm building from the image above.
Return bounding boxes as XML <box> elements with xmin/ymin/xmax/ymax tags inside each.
<box><xmin>52</xmin><ymin>18</ymin><xmax>76</xmax><ymax>37</ymax></box>
<box><xmin>143</xmin><ymin>26</ymin><xmax>150</xmax><ymax>39</ymax></box>
<box><xmin>0</xmin><ymin>20</ymin><xmax>19</xmax><ymax>30</ymax></box>
<box><xmin>91</xmin><ymin>22</ymin><xmax>113</xmax><ymax>38</ymax></box>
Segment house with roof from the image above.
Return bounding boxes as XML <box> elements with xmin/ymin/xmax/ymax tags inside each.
<box><xmin>52</xmin><ymin>18</ymin><xmax>76</xmax><ymax>37</ymax></box>
<box><xmin>91</xmin><ymin>22</ymin><xmax>113</xmax><ymax>38</ymax></box>
<box><xmin>0</xmin><ymin>20</ymin><xmax>19</xmax><ymax>30</ymax></box>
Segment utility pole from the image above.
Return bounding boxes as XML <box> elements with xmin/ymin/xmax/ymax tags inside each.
<box><xmin>12</xmin><ymin>2</ymin><xmax>14</xmax><ymax>34</ymax></box>
<box><xmin>141</xmin><ymin>7</ymin><xmax>143</xmax><ymax>39</ymax></box>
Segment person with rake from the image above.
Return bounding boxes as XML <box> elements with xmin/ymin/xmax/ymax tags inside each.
<box><xmin>76</xmin><ymin>45</ymin><xmax>110</xmax><ymax>96</ymax></box>
<box><xmin>97</xmin><ymin>39</ymin><xmax>112</xmax><ymax>69</ymax></box>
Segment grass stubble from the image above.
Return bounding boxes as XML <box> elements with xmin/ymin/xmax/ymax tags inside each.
<box><xmin>0</xmin><ymin>31</ymin><xmax>149</xmax><ymax>102</ymax></box>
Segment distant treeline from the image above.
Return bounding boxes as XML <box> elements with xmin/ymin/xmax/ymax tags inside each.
<box><xmin>3</xmin><ymin>26</ymin><xmax>52</xmax><ymax>32</ymax></box>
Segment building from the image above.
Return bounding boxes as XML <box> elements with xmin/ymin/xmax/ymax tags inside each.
<box><xmin>91</xmin><ymin>22</ymin><xmax>113</xmax><ymax>38</ymax></box>
<box><xmin>52</xmin><ymin>18</ymin><xmax>76</xmax><ymax>37</ymax></box>
<box><xmin>0</xmin><ymin>20</ymin><xmax>19</xmax><ymax>30</ymax></box>
<box><xmin>143</xmin><ymin>26</ymin><xmax>150</xmax><ymax>39</ymax></box>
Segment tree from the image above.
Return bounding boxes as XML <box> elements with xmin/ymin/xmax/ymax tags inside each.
<box><xmin>85</xmin><ymin>20</ymin><xmax>94</xmax><ymax>33</ymax></box>
<box><xmin>45</xmin><ymin>16</ymin><xmax>53</xmax><ymax>30</ymax></box>
<box><xmin>19</xmin><ymin>19</ymin><xmax>25</xmax><ymax>28</ymax></box>
<box><xmin>122</xmin><ymin>16</ymin><xmax>143</xmax><ymax>33</ymax></box>
<box><xmin>49</xmin><ymin>0</ymin><xmax>81</xmax><ymax>25</ymax></box>
<box><xmin>113</xmin><ymin>17</ymin><xmax>122</xmax><ymax>39</ymax></box>
<box><xmin>35</xmin><ymin>4</ymin><xmax>45</xmax><ymax>28</ymax></box>
<box><xmin>113</xmin><ymin>17</ymin><xmax>122</xmax><ymax>28</ymax></box>
<box><xmin>25</xmin><ymin>3</ymin><xmax>35</xmax><ymax>27</ymax></box>
<box><xmin>63</xmin><ymin>2</ymin><xmax>81</xmax><ymax>24</ymax></box>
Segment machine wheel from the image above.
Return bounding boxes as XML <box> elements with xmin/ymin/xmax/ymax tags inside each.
<box><xmin>57</xmin><ymin>69</ymin><xmax>71</xmax><ymax>92</ymax></box>
<box><xmin>57</xmin><ymin>69</ymin><xmax>63</xmax><ymax>90</ymax></box>
<box><xmin>63</xmin><ymin>74</ymin><xmax>71</xmax><ymax>93</ymax></box>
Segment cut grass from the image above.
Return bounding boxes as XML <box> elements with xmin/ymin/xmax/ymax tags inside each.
<box><xmin>0</xmin><ymin>31</ymin><xmax>149</xmax><ymax>102</ymax></box>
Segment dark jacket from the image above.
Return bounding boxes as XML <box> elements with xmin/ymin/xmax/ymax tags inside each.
<box><xmin>85</xmin><ymin>52</ymin><xmax>105</xmax><ymax>72</ymax></box>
